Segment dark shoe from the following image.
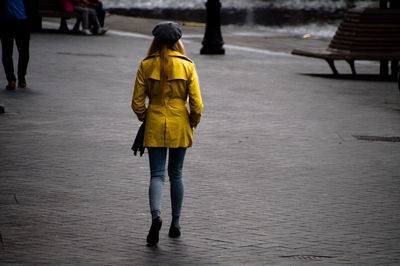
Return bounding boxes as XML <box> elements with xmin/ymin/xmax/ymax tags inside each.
<box><xmin>146</xmin><ymin>217</ymin><xmax>162</xmax><ymax>245</ymax></box>
<box><xmin>168</xmin><ymin>224</ymin><xmax>181</xmax><ymax>238</ymax></box>
<box><xmin>6</xmin><ymin>81</ymin><xmax>16</xmax><ymax>90</ymax></box>
<box><xmin>18</xmin><ymin>79</ymin><xmax>27</xmax><ymax>88</ymax></box>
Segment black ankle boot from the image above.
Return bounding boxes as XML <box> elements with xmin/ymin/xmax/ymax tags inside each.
<box><xmin>168</xmin><ymin>223</ymin><xmax>181</xmax><ymax>238</ymax></box>
<box><xmin>146</xmin><ymin>217</ymin><xmax>162</xmax><ymax>245</ymax></box>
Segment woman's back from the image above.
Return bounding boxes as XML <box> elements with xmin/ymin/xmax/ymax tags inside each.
<box><xmin>141</xmin><ymin>50</ymin><xmax>195</xmax><ymax>102</ymax></box>
<box><xmin>132</xmin><ymin>49</ymin><xmax>202</xmax><ymax>148</ymax></box>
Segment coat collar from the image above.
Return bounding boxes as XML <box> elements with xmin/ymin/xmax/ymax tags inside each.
<box><xmin>144</xmin><ymin>50</ymin><xmax>192</xmax><ymax>62</ymax></box>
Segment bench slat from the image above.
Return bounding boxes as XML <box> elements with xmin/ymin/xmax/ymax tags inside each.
<box><xmin>331</xmin><ymin>35</ymin><xmax>400</xmax><ymax>42</ymax></box>
<box><xmin>38</xmin><ymin>10</ymin><xmax>79</xmax><ymax>18</ymax></box>
<box><xmin>292</xmin><ymin>48</ymin><xmax>400</xmax><ymax>60</ymax></box>
<box><xmin>38</xmin><ymin>0</ymin><xmax>61</xmax><ymax>10</ymax></box>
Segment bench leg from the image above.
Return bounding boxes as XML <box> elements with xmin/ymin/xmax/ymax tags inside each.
<box><xmin>72</xmin><ymin>18</ymin><xmax>81</xmax><ymax>33</ymax></box>
<box><xmin>59</xmin><ymin>18</ymin><xmax>70</xmax><ymax>33</ymax></box>
<box><xmin>398</xmin><ymin>67</ymin><xmax>400</xmax><ymax>93</ymax></box>
<box><xmin>325</xmin><ymin>59</ymin><xmax>338</xmax><ymax>75</ymax></box>
<box><xmin>346</xmin><ymin>60</ymin><xmax>356</xmax><ymax>75</ymax></box>
<box><xmin>398</xmin><ymin>68</ymin><xmax>400</xmax><ymax>93</ymax></box>
<box><xmin>391</xmin><ymin>60</ymin><xmax>398</xmax><ymax>79</ymax></box>
<box><xmin>380</xmin><ymin>60</ymin><xmax>389</xmax><ymax>76</ymax></box>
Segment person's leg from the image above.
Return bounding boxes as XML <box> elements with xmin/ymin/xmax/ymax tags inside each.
<box><xmin>89</xmin><ymin>6</ymin><xmax>104</xmax><ymax>28</ymax></box>
<box><xmin>15</xmin><ymin>20</ymin><xmax>30</xmax><ymax>87</ymax></box>
<box><xmin>1</xmin><ymin>22</ymin><xmax>16</xmax><ymax>87</ymax></box>
<box><xmin>97</xmin><ymin>7</ymin><xmax>106</xmax><ymax>27</ymax></box>
<box><xmin>168</xmin><ymin>147</ymin><xmax>186</xmax><ymax>236</ymax></box>
<box><xmin>147</xmin><ymin>147</ymin><xmax>167</xmax><ymax>245</ymax></box>
<box><xmin>87</xmin><ymin>8</ymin><xmax>101</xmax><ymax>33</ymax></box>
<box><xmin>73</xmin><ymin>6</ymin><xmax>89</xmax><ymax>31</ymax></box>
<box><xmin>148</xmin><ymin>147</ymin><xmax>167</xmax><ymax>217</ymax></box>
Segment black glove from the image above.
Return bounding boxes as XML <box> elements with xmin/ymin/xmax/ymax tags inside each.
<box><xmin>132</xmin><ymin>121</ymin><xmax>145</xmax><ymax>156</ymax></box>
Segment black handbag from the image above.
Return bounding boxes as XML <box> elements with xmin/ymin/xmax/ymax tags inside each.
<box><xmin>131</xmin><ymin>121</ymin><xmax>145</xmax><ymax>156</ymax></box>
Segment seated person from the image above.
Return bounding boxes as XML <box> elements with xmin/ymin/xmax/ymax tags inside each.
<box><xmin>88</xmin><ymin>0</ymin><xmax>106</xmax><ymax>28</ymax></box>
<box><xmin>64</xmin><ymin>0</ymin><xmax>107</xmax><ymax>35</ymax></box>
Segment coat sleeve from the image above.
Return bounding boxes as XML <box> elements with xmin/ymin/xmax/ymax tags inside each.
<box><xmin>132</xmin><ymin>63</ymin><xmax>147</xmax><ymax>121</ymax></box>
<box><xmin>187</xmin><ymin>63</ymin><xmax>203</xmax><ymax>128</ymax></box>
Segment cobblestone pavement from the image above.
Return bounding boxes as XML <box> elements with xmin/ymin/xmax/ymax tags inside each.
<box><xmin>1</xmin><ymin>16</ymin><xmax>400</xmax><ymax>265</ymax></box>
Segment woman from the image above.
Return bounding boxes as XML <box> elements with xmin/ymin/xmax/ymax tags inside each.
<box><xmin>131</xmin><ymin>22</ymin><xmax>203</xmax><ymax>245</ymax></box>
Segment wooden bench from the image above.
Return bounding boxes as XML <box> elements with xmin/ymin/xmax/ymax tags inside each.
<box><xmin>291</xmin><ymin>8</ymin><xmax>400</xmax><ymax>77</ymax></box>
<box><xmin>37</xmin><ymin>0</ymin><xmax>81</xmax><ymax>32</ymax></box>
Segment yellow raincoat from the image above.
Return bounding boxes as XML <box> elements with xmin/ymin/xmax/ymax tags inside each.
<box><xmin>132</xmin><ymin>50</ymin><xmax>203</xmax><ymax>148</ymax></box>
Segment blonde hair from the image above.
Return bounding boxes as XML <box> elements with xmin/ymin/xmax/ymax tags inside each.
<box><xmin>147</xmin><ymin>39</ymin><xmax>185</xmax><ymax>92</ymax></box>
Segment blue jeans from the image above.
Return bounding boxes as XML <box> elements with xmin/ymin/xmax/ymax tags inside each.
<box><xmin>148</xmin><ymin>147</ymin><xmax>186</xmax><ymax>217</ymax></box>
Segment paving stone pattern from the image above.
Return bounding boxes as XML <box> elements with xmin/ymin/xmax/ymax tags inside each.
<box><xmin>1</xmin><ymin>18</ymin><xmax>400</xmax><ymax>265</ymax></box>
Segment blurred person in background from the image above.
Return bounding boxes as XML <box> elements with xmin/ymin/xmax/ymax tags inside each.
<box><xmin>88</xmin><ymin>0</ymin><xmax>105</xmax><ymax>28</ymax></box>
<box><xmin>0</xmin><ymin>0</ymin><xmax>35</xmax><ymax>90</ymax></box>
<box><xmin>65</xmin><ymin>0</ymin><xmax>107</xmax><ymax>35</ymax></box>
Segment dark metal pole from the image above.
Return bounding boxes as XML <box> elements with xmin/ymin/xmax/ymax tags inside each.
<box><xmin>200</xmin><ymin>0</ymin><xmax>225</xmax><ymax>55</ymax></box>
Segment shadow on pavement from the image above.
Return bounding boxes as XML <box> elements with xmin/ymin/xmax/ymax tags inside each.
<box><xmin>302</xmin><ymin>73</ymin><xmax>398</xmax><ymax>82</ymax></box>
